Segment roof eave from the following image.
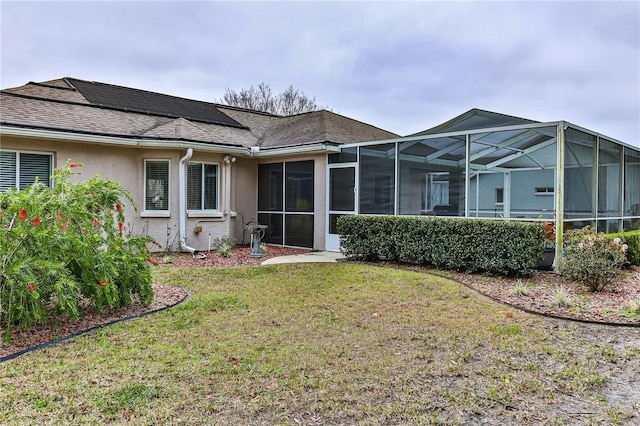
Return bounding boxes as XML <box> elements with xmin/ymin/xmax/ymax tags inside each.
<box><xmin>252</xmin><ymin>143</ymin><xmax>341</xmax><ymax>157</ymax></box>
<box><xmin>0</xmin><ymin>124</ymin><xmax>251</xmax><ymax>156</ymax></box>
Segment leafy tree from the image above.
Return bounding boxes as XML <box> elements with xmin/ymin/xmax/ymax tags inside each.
<box><xmin>218</xmin><ymin>83</ymin><xmax>327</xmax><ymax>115</ymax></box>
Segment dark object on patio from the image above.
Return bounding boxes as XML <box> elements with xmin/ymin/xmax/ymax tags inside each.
<box><xmin>538</xmin><ymin>248</ymin><xmax>555</xmax><ymax>271</ymax></box>
<box><xmin>433</xmin><ymin>204</ymin><xmax>458</xmax><ymax>216</ymax></box>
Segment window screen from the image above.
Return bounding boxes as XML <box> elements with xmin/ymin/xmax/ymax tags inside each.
<box><xmin>0</xmin><ymin>151</ymin><xmax>17</xmax><ymax>192</ymax></box>
<box><xmin>187</xmin><ymin>162</ymin><xmax>218</xmax><ymax>210</ymax></box>
<box><xmin>145</xmin><ymin>160</ymin><xmax>170</xmax><ymax>211</ymax></box>
<box><xmin>0</xmin><ymin>151</ymin><xmax>51</xmax><ymax>192</ymax></box>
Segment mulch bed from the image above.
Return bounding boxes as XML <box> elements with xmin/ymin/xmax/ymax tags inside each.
<box><xmin>151</xmin><ymin>245</ymin><xmax>310</xmax><ymax>267</ymax></box>
<box><xmin>0</xmin><ymin>283</ymin><xmax>189</xmax><ymax>361</ymax></box>
<box><xmin>368</xmin><ymin>260</ymin><xmax>640</xmax><ymax>326</ymax></box>
<box><xmin>2</xmin><ymin>246</ymin><xmax>638</xmax><ymax>361</ymax></box>
<box><xmin>453</xmin><ymin>267</ymin><xmax>640</xmax><ymax>326</ymax></box>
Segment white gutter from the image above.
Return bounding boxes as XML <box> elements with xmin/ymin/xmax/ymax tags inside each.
<box><xmin>1</xmin><ymin>125</ymin><xmax>356</xmax><ymax>157</ymax></box>
<box><xmin>250</xmin><ymin>143</ymin><xmax>341</xmax><ymax>157</ymax></box>
<box><xmin>0</xmin><ymin>125</ymin><xmax>139</xmax><ymax>146</ymax></box>
<box><xmin>0</xmin><ymin>125</ymin><xmax>251</xmax><ymax>155</ymax></box>
<box><xmin>179</xmin><ymin>148</ymin><xmax>197</xmax><ymax>254</ymax></box>
<box><xmin>137</xmin><ymin>140</ymin><xmax>249</xmax><ymax>155</ymax></box>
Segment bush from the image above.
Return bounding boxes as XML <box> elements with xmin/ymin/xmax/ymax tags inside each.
<box><xmin>0</xmin><ymin>162</ymin><xmax>156</xmax><ymax>340</ymax></box>
<box><xmin>337</xmin><ymin>215</ymin><xmax>545</xmax><ymax>276</ymax></box>
<box><xmin>560</xmin><ymin>227</ymin><xmax>628</xmax><ymax>292</ymax></box>
<box><xmin>605</xmin><ymin>230</ymin><xmax>640</xmax><ymax>266</ymax></box>
<box><xmin>213</xmin><ymin>236</ymin><xmax>235</xmax><ymax>257</ymax></box>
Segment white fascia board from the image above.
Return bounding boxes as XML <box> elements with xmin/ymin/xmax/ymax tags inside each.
<box><xmin>1</xmin><ymin>125</ymin><xmax>252</xmax><ymax>156</ymax></box>
<box><xmin>136</xmin><ymin>140</ymin><xmax>250</xmax><ymax>155</ymax></box>
<box><xmin>0</xmin><ymin>125</ymin><xmax>138</xmax><ymax>146</ymax></box>
<box><xmin>252</xmin><ymin>144</ymin><xmax>339</xmax><ymax>157</ymax></box>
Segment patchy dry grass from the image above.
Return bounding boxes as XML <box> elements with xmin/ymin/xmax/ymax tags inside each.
<box><xmin>1</xmin><ymin>263</ymin><xmax>639</xmax><ymax>425</ymax></box>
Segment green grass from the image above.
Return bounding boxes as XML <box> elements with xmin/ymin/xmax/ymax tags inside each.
<box><xmin>1</xmin><ymin>263</ymin><xmax>639</xmax><ymax>425</ymax></box>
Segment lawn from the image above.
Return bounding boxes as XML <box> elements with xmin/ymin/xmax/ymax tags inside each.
<box><xmin>1</xmin><ymin>263</ymin><xmax>639</xmax><ymax>425</ymax></box>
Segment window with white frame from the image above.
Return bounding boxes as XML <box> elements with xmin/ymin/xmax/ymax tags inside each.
<box><xmin>535</xmin><ymin>186</ymin><xmax>554</xmax><ymax>195</ymax></box>
<box><xmin>144</xmin><ymin>160</ymin><xmax>170</xmax><ymax>211</ymax></box>
<box><xmin>0</xmin><ymin>150</ymin><xmax>53</xmax><ymax>192</ymax></box>
<box><xmin>187</xmin><ymin>162</ymin><xmax>219</xmax><ymax>211</ymax></box>
<box><xmin>495</xmin><ymin>188</ymin><xmax>504</xmax><ymax>205</ymax></box>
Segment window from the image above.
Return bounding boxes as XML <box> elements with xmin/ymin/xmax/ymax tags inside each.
<box><xmin>535</xmin><ymin>187</ymin><xmax>554</xmax><ymax>195</ymax></box>
<box><xmin>0</xmin><ymin>150</ymin><xmax>52</xmax><ymax>192</ymax></box>
<box><xmin>187</xmin><ymin>162</ymin><xmax>218</xmax><ymax>211</ymax></box>
<box><xmin>144</xmin><ymin>160</ymin><xmax>170</xmax><ymax>211</ymax></box>
<box><xmin>496</xmin><ymin>188</ymin><xmax>504</xmax><ymax>205</ymax></box>
<box><xmin>258</xmin><ymin>163</ymin><xmax>283</xmax><ymax>211</ymax></box>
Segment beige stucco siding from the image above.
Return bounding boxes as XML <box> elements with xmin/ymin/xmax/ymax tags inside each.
<box><xmin>232</xmin><ymin>157</ymin><xmax>258</xmax><ymax>245</ymax></box>
<box><xmin>0</xmin><ymin>135</ymin><xmax>256</xmax><ymax>252</ymax></box>
<box><xmin>314</xmin><ymin>154</ymin><xmax>327</xmax><ymax>250</ymax></box>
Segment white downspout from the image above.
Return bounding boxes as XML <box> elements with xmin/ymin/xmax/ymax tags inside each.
<box><xmin>179</xmin><ymin>148</ymin><xmax>197</xmax><ymax>253</ymax></box>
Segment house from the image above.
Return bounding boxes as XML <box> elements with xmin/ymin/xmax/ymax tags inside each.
<box><xmin>2</xmin><ymin>78</ymin><xmax>639</xmax><ymax>260</ymax></box>
<box><xmin>0</xmin><ymin>77</ymin><xmax>398</xmax><ymax>253</ymax></box>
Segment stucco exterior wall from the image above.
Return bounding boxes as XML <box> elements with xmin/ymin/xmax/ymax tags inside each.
<box><xmin>1</xmin><ymin>135</ymin><xmax>252</xmax><ymax>253</ymax></box>
<box><xmin>231</xmin><ymin>157</ymin><xmax>257</xmax><ymax>245</ymax></box>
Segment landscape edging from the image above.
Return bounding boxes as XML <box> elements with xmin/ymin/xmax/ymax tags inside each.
<box><xmin>0</xmin><ymin>285</ymin><xmax>190</xmax><ymax>363</ymax></box>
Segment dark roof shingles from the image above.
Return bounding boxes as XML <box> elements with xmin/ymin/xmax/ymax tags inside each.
<box><xmin>259</xmin><ymin>110</ymin><xmax>399</xmax><ymax>149</ymax></box>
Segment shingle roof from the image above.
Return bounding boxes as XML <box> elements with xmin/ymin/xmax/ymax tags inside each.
<box><xmin>258</xmin><ymin>110</ymin><xmax>399</xmax><ymax>148</ymax></box>
<box><xmin>3</xmin><ymin>80</ymin><xmax>90</xmax><ymax>103</ymax></box>
<box><xmin>1</xmin><ymin>77</ymin><xmax>399</xmax><ymax>150</ymax></box>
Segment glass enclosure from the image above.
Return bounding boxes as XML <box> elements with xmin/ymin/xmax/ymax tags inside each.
<box><xmin>468</xmin><ymin>126</ymin><xmax>557</xmax><ymax>220</ymax></box>
<box><xmin>398</xmin><ymin>135</ymin><xmax>466</xmax><ymax>216</ymax></box>
<box><xmin>340</xmin><ymin>121</ymin><xmax>639</xmax><ymax>234</ymax></box>
<box><xmin>360</xmin><ymin>143</ymin><xmax>395</xmax><ymax>214</ymax></box>
<box><xmin>564</xmin><ymin>128</ymin><xmax>596</xmax><ymax>227</ymax></box>
<box><xmin>624</xmin><ymin>147</ymin><xmax>640</xmax><ymax>231</ymax></box>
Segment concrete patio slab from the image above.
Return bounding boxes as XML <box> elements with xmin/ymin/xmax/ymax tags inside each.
<box><xmin>261</xmin><ymin>251</ymin><xmax>345</xmax><ymax>265</ymax></box>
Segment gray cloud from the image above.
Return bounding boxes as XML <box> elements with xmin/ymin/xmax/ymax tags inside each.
<box><xmin>1</xmin><ymin>1</ymin><xmax>637</xmax><ymax>145</ymax></box>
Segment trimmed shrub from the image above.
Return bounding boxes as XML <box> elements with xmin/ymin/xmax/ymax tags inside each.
<box><xmin>0</xmin><ymin>162</ymin><xmax>156</xmax><ymax>340</ymax></box>
<box><xmin>337</xmin><ymin>215</ymin><xmax>545</xmax><ymax>276</ymax></box>
<box><xmin>605</xmin><ymin>230</ymin><xmax>640</xmax><ymax>266</ymax></box>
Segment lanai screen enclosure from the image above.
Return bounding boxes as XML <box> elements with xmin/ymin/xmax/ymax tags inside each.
<box><xmin>327</xmin><ymin>110</ymin><xmax>640</xmax><ymax>266</ymax></box>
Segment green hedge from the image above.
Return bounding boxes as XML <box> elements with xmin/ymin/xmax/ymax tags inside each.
<box><xmin>604</xmin><ymin>230</ymin><xmax>640</xmax><ymax>266</ymax></box>
<box><xmin>337</xmin><ymin>215</ymin><xmax>546</xmax><ymax>276</ymax></box>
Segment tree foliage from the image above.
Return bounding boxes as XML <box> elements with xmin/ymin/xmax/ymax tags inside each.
<box><xmin>218</xmin><ymin>83</ymin><xmax>327</xmax><ymax>115</ymax></box>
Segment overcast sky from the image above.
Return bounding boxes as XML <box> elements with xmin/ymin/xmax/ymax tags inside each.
<box><xmin>1</xmin><ymin>1</ymin><xmax>639</xmax><ymax>146</ymax></box>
